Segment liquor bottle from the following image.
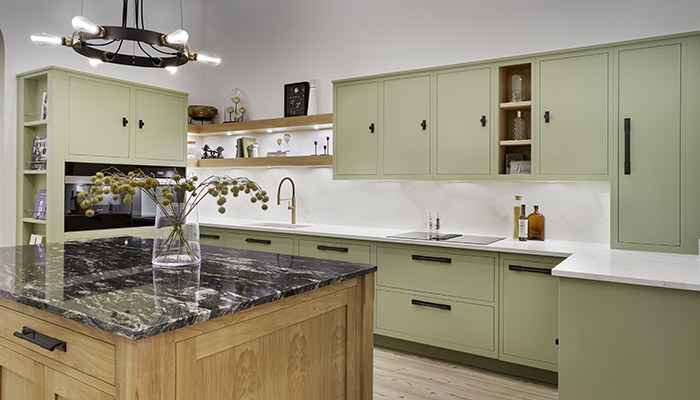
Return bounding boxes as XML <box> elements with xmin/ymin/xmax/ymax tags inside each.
<box><xmin>527</xmin><ymin>205</ymin><xmax>545</xmax><ymax>241</ymax></box>
<box><xmin>435</xmin><ymin>213</ymin><xmax>441</xmax><ymax>234</ymax></box>
<box><xmin>513</xmin><ymin>195</ymin><xmax>524</xmax><ymax>239</ymax></box>
<box><xmin>428</xmin><ymin>212</ymin><xmax>434</xmax><ymax>239</ymax></box>
<box><xmin>518</xmin><ymin>204</ymin><xmax>528</xmax><ymax>242</ymax></box>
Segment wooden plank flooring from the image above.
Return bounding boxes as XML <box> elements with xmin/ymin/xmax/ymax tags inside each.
<box><xmin>374</xmin><ymin>347</ymin><xmax>558</xmax><ymax>399</ymax></box>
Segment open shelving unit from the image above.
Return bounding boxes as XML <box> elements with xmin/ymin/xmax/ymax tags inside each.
<box><xmin>187</xmin><ymin>113</ymin><xmax>333</xmax><ymax>168</ymax></box>
<box><xmin>498</xmin><ymin>64</ymin><xmax>532</xmax><ymax>175</ymax></box>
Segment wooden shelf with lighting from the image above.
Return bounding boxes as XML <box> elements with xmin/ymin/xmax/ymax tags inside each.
<box><xmin>188</xmin><ymin>113</ymin><xmax>333</xmax><ymax>136</ymax></box>
<box><xmin>189</xmin><ymin>155</ymin><xmax>332</xmax><ymax>168</ymax></box>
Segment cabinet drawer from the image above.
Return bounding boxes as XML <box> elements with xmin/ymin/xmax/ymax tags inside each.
<box><xmin>376</xmin><ymin>289</ymin><xmax>494</xmax><ymax>354</ymax></box>
<box><xmin>0</xmin><ymin>305</ymin><xmax>115</xmax><ymax>385</ymax></box>
<box><xmin>226</xmin><ymin>231</ymin><xmax>295</xmax><ymax>255</ymax></box>
<box><xmin>376</xmin><ymin>246</ymin><xmax>496</xmax><ymax>301</ymax></box>
<box><xmin>199</xmin><ymin>227</ymin><xmax>226</xmax><ymax>247</ymax></box>
<box><xmin>298</xmin><ymin>239</ymin><xmax>371</xmax><ymax>264</ymax></box>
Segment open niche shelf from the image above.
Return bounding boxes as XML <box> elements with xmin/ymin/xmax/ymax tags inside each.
<box><xmin>498</xmin><ymin>63</ymin><xmax>532</xmax><ymax>176</ymax></box>
<box><xmin>187</xmin><ymin>113</ymin><xmax>334</xmax><ymax>168</ymax></box>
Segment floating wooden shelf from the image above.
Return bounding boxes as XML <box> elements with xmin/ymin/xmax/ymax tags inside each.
<box><xmin>499</xmin><ymin>139</ymin><xmax>532</xmax><ymax>147</ymax></box>
<box><xmin>499</xmin><ymin>100</ymin><xmax>532</xmax><ymax>110</ymax></box>
<box><xmin>188</xmin><ymin>113</ymin><xmax>333</xmax><ymax>136</ymax></box>
<box><xmin>189</xmin><ymin>155</ymin><xmax>332</xmax><ymax>168</ymax></box>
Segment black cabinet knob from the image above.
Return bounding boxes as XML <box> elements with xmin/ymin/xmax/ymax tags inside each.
<box><xmin>369</xmin><ymin>123</ymin><xmax>375</xmax><ymax>133</ymax></box>
<box><xmin>555</xmin><ymin>338</ymin><xmax>559</xmax><ymax>345</ymax></box>
<box><xmin>420</xmin><ymin>120</ymin><xmax>427</xmax><ymax>130</ymax></box>
<box><xmin>122</xmin><ymin>117</ymin><xmax>128</xmax><ymax>127</ymax></box>
<box><xmin>544</xmin><ymin>111</ymin><xmax>550</xmax><ymax>123</ymax></box>
<box><xmin>480</xmin><ymin>115</ymin><xmax>487</xmax><ymax>127</ymax></box>
<box><xmin>139</xmin><ymin>119</ymin><xmax>145</xmax><ymax>129</ymax></box>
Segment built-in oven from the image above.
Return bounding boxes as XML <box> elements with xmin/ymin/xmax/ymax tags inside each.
<box><xmin>64</xmin><ymin>162</ymin><xmax>186</xmax><ymax>232</ymax></box>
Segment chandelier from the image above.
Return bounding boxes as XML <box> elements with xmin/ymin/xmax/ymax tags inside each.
<box><xmin>31</xmin><ymin>0</ymin><xmax>220</xmax><ymax>73</ymax></box>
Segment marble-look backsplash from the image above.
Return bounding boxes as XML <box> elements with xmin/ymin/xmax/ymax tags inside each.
<box><xmin>191</xmin><ymin>167</ymin><xmax>610</xmax><ymax>244</ymax></box>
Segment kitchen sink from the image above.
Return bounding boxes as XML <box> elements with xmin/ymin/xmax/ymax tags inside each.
<box><xmin>248</xmin><ymin>222</ymin><xmax>311</xmax><ymax>229</ymax></box>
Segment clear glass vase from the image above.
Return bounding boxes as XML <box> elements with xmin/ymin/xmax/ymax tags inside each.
<box><xmin>152</xmin><ymin>203</ymin><xmax>201</xmax><ymax>267</ymax></box>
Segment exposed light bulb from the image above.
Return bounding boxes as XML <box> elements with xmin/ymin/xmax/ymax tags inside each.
<box><xmin>31</xmin><ymin>32</ymin><xmax>63</xmax><ymax>46</ymax></box>
<box><xmin>195</xmin><ymin>53</ymin><xmax>221</xmax><ymax>66</ymax></box>
<box><xmin>314</xmin><ymin>125</ymin><xmax>320</xmax><ymax>130</ymax></box>
<box><xmin>226</xmin><ymin>132</ymin><xmax>233</xmax><ymax>136</ymax></box>
<box><xmin>71</xmin><ymin>15</ymin><xmax>101</xmax><ymax>35</ymax></box>
<box><xmin>165</xmin><ymin>66</ymin><xmax>178</xmax><ymax>74</ymax></box>
<box><xmin>89</xmin><ymin>58</ymin><xmax>103</xmax><ymax>67</ymax></box>
<box><xmin>164</xmin><ymin>29</ymin><xmax>189</xmax><ymax>45</ymax></box>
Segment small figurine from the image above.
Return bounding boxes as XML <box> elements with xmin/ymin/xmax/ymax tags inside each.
<box><xmin>201</xmin><ymin>144</ymin><xmax>211</xmax><ymax>159</ymax></box>
<box><xmin>215</xmin><ymin>146</ymin><xmax>225</xmax><ymax>159</ymax></box>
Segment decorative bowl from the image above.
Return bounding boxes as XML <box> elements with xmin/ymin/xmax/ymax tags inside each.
<box><xmin>188</xmin><ymin>105</ymin><xmax>218</xmax><ymax>120</ymax></box>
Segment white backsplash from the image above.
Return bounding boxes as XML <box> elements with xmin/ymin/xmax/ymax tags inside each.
<box><xmin>192</xmin><ymin>167</ymin><xmax>610</xmax><ymax>244</ymax></box>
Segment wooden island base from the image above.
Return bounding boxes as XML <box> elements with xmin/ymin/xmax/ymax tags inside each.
<box><xmin>0</xmin><ymin>275</ymin><xmax>374</xmax><ymax>400</ymax></box>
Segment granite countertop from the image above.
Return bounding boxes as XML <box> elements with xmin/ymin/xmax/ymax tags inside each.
<box><xmin>201</xmin><ymin>217</ymin><xmax>700</xmax><ymax>292</ymax></box>
<box><xmin>0</xmin><ymin>237</ymin><xmax>376</xmax><ymax>340</ymax></box>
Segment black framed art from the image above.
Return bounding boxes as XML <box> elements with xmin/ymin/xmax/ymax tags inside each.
<box><xmin>284</xmin><ymin>81</ymin><xmax>310</xmax><ymax>117</ymax></box>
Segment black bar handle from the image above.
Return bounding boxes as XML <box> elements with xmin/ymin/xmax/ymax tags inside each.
<box><xmin>245</xmin><ymin>238</ymin><xmax>272</xmax><ymax>245</ymax></box>
<box><xmin>509</xmin><ymin>265</ymin><xmax>552</xmax><ymax>275</ymax></box>
<box><xmin>369</xmin><ymin>123</ymin><xmax>375</xmax><ymax>133</ymax></box>
<box><xmin>544</xmin><ymin>111</ymin><xmax>550</xmax><ymax>123</ymax></box>
<box><xmin>199</xmin><ymin>234</ymin><xmax>220</xmax><ymax>240</ymax></box>
<box><xmin>139</xmin><ymin>119</ymin><xmax>145</xmax><ymax>129</ymax></box>
<box><xmin>480</xmin><ymin>115</ymin><xmax>487</xmax><ymax>127</ymax></box>
<box><xmin>122</xmin><ymin>117</ymin><xmax>128</xmax><ymax>127</ymax></box>
<box><xmin>317</xmin><ymin>245</ymin><xmax>349</xmax><ymax>253</ymax></box>
<box><xmin>420</xmin><ymin>120</ymin><xmax>427</xmax><ymax>130</ymax></box>
<box><xmin>411</xmin><ymin>299</ymin><xmax>451</xmax><ymax>311</ymax></box>
<box><xmin>13</xmin><ymin>327</ymin><xmax>66</xmax><ymax>352</ymax></box>
<box><xmin>412</xmin><ymin>254</ymin><xmax>451</xmax><ymax>263</ymax></box>
<box><xmin>624</xmin><ymin>118</ymin><xmax>631</xmax><ymax>175</ymax></box>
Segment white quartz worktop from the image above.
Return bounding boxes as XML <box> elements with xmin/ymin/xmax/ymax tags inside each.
<box><xmin>201</xmin><ymin>218</ymin><xmax>700</xmax><ymax>292</ymax></box>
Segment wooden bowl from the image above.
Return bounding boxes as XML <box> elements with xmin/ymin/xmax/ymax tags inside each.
<box><xmin>188</xmin><ymin>105</ymin><xmax>218</xmax><ymax>120</ymax></box>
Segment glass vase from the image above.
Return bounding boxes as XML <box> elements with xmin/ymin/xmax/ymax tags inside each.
<box><xmin>152</xmin><ymin>203</ymin><xmax>201</xmax><ymax>267</ymax></box>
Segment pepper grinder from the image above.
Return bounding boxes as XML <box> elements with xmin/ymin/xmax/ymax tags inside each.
<box><xmin>314</xmin><ymin>141</ymin><xmax>318</xmax><ymax>156</ymax></box>
<box><xmin>326</xmin><ymin>136</ymin><xmax>330</xmax><ymax>155</ymax></box>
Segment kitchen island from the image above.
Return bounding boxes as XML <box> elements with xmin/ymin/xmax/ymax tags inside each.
<box><xmin>0</xmin><ymin>237</ymin><xmax>376</xmax><ymax>399</ymax></box>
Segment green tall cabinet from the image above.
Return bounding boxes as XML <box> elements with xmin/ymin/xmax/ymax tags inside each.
<box><xmin>612</xmin><ymin>40</ymin><xmax>684</xmax><ymax>252</ymax></box>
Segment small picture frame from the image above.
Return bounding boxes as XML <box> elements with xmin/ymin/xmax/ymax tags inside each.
<box><xmin>505</xmin><ymin>153</ymin><xmax>523</xmax><ymax>174</ymax></box>
<box><xmin>509</xmin><ymin>160</ymin><xmax>531</xmax><ymax>175</ymax></box>
<box><xmin>284</xmin><ymin>81</ymin><xmax>310</xmax><ymax>117</ymax></box>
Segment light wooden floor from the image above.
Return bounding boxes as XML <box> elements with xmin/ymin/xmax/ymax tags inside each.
<box><xmin>373</xmin><ymin>347</ymin><xmax>558</xmax><ymax>400</ymax></box>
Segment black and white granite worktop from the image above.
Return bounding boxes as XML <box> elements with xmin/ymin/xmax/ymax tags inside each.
<box><xmin>0</xmin><ymin>237</ymin><xmax>376</xmax><ymax>340</ymax></box>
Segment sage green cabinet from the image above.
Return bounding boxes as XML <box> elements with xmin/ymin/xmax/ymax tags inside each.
<box><xmin>298</xmin><ymin>237</ymin><xmax>371</xmax><ymax>264</ymax></box>
<box><xmin>333</xmin><ymin>81</ymin><xmax>379</xmax><ymax>178</ymax></box>
<box><xmin>199</xmin><ymin>227</ymin><xmax>227</xmax><ymax>247</ymax></box>
<box><xmin>435</xmin><ymin>66</ymin><xmax>492</xmax><ymax>178</ymax></box>
<box><xmin>382</xmin><ymin>73</ymin><xmax>432</xmax><ymax>177</ymax></box>
<box><xmin>499</xmin><ymin>255</ymin><xmax>563</xmax><ymax>372</ymax></box>
<box><xmin>537</xmin><ymin>51</ymin><xmax>610</xmax><ymax>179</ymax></box>
<box><xmin>68</xmin><ymin>76</ymin><xmax>132</xmax><ymax>160</ymax></box>
<box><xmin>613</xmin><ymin>41</ymin><xmax>683</xmax><ymax>251</ymax></box>
<box><xmin>559</xmin><ymin>277</ymin><xmax>700</xmax><ymax>400</ymax></box>
<box><xmin>66</xmin><ymin>73</ymin><xmax>187</xmax><ymax>166</ymax></box>
<box><xmin>225</xmin><ymin>230</ymin><xmax>295</xmax><ymax>255</ymax></box>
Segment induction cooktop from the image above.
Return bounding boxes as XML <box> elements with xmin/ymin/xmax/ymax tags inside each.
<box><xmin>387</xmin><ymin>231</ymin><xmax>505</xmax><ymax>245</ymax></box>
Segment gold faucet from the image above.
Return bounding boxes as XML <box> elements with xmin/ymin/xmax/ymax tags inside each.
<box><xmin>277</xmin><ymin>177</ymin><xmax>296</xmax><ymax>224</ymax></box>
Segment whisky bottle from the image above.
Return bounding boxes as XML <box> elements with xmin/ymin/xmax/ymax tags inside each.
<box><xmin>518</xmin><ymin>204</ymin><xmax>528</xmax><ymax>242</ymax></box>
<box><xmin>527</xmin><ymin>205</ymin><xmax>545</xmax><ymax>241</ymax></box>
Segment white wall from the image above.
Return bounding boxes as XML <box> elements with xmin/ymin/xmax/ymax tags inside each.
<box><xmin>2</xmin><ymin>0</ymin><xmax>699</xmax><ymax>245</ymax></box>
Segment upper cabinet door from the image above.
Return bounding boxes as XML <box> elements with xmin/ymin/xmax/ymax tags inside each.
<box><xmin>333</xmin><ymin>80</ymin><xmax>379</xmax><ymax>177</ymax></box>
<box><xmin>538</xmin><ymin>52</ymin><xmax>610</xmax><ymax>179</ymax></box>
<box><xmin>134</xmin><ymin>89</ymin><xmax>187</xmax><ymax>164</ymax></box>
<box><xmin>382</xmin><ymin>74</ymin><xmax>431</xmax><ymax>177</ymax></box>
<box><xmin>436</xmin><ymin>66</ymin><xmax>492</xmax><ymax>178</ymax></box>
<box><xmin>68</xmin><ymin>76</ymin><xmax>131</xmax><ymax>161</ymax></box>
<box><xmin>616</xmin><ymin>43</ymin><xmax>682</xmax><ymax>248</ymax></box>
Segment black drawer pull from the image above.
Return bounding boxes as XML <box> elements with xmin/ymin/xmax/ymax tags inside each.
<box><xmin>624</xmin><ymin>118</ymin><xmax>631</xmax><ymax>175</ymax></box>
<box><xmin>480</xmin><ymin>115</ymin><xmax>487</xmax><ymax>127</ymax></box>
<box><xmin>122</xmin><ymin>117</ymin><xmax>128</xmax><ymax>127</ymax></box>
<box><xmin>139</xmin><ymin>119</ymin><xmax>145</xmax><ymax>129</ymax></box>
<box><xmin>412</xmin><ymin>254</ymin><xmax>451</xmax><ymax>263</ymax></box>
<box><xmin>509</xmin><ymin>265</ymin><xmax>552</xmax><ymax>275</ymax></box>
<box><xmin>245</xmin><ymin>238</ymin><xmax>272</xmax><ymax>245</ymax></box>
<box><xmin>199</xmin><ymin>234</ymin><xmax>220</xmax><ymax>240</ymax></box>
<box><xmin>411</xmin><ymin>299</ymin><xmax>451</xmax><ymax>311</ymax></box>
<box><xmin>544</xmin><ymin>111</ymin><xmax>550</xmax><ymax>123</ymax></box>
<box><xmin>369</xmin><ymin>123</ymin><xmax>375</xmax><ymax>133</ymax></box>
<box><xmin>13</xmin><ymin>327</ymin><xmax>66</xmax><ymax>352</ymax></box>
<box><xmin>317</xmin><ymin>245</ymin><xmax>349</xmax><ymax>253</ymax></box>
<box><xmin>420</xmin><ymin>120</ymin><xmax>427</xmax><ymax>130</ymax></box>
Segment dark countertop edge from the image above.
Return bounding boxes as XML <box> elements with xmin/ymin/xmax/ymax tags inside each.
<box><xmin>0</xmin><ymin>266</ymin><xmax>377</xmax><ymax>341</ymax></box>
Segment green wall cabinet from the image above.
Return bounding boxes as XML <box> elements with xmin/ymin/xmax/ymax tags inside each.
<box><xmin>537</xmin><ymin>51</ymin><xmax>611</xmax><ymax>179</ymax></box>
<box><xmin>436</xmin><ymin>66</ymin><xmax>492</xmax><ymax>179</ymax></box>
<box><xmin>613</xmin><ymin>40</ymin><xmax>683</xmax><ymax>252</ymax></box>
<box><xmin>333</xmin><ymin>80</ymin><xmax>379</xmax><ymax>177</ymax></box>
<box><xmin>133</xmin><ymin>89</ymin><xmax>187</xmax><ymax>164</ymax></box>
<box><xmin>559</xmin><ymin>278</ymin><xmax>700</xmax><ymax>400</ymax></box>
<box><xmin>499</xmin><ymin>255</ymin><xmax>564</xmax><ymax>372</ymax></box>
<box><xmin>382</xmin><ymin>73</ymin><xmax>432</xmax><ymax>178</ymax></box>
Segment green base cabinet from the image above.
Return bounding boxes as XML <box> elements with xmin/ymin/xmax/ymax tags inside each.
<box><xmin>499</xmin><ymin>254</ymin><xmax>564</xmax><ymax>372</ymax></box>
<box><xmin>559</xmin><ymin>278</ymin><xmax>700</xmax><ymax>400</ymax></box>
<box><xmin>298</xmin><ymin>238</ymin><xmax>371</xmax><ymax>264</ymax></box>
<box><xmin>225</xmin><ymin>229</ymin><xmax>295</xmax><ymax>255</ymax></box>
<box><xmin>199</xmin><ymin>227</ymin><xmax>227</xmax><ymax>247</ymax></box>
